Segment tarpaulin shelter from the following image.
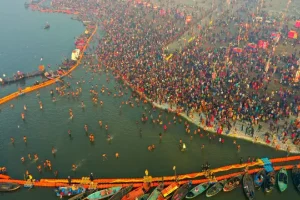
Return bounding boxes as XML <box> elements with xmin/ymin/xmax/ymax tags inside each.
<box><xmin>135</xmin><ymin>0</ymin><xmax>142</xmax><ymax>6</ymax></box>
<box><xmin>258</xmin><ymin>40</ymin><xmax>269</xmax><ymax>49</ymax></box>
<box><xmin>295</xmin><ymin>20</ymin><xmax>300</xmax><ymax>28</ymax></box>
<box><xmin>288</xmin><ymin>30</ymin><xmax>298</xmax><ymax>39</ymax></box>
<box><xmin>247</xmin><ymin>43</ymin><xmax>257</xmax><ymax>49</ymax></box>
<box><xmin>233</xmin><ymin>47</ymin><xmax>243</xmax><ymax>53</ymax></box>
<box><xmin>246</xmin><ymin>43</ymin><xmax>257</xmax><ymax>52</ymax></box>
<box><xmin>159</xmin><ymin>9</ymin><xmax>166</xmax><ymax>16</ymax></box>
<box><xmin>271</xmin><ymin>32</ymin><xmax>281</xmax><ymax>42</ymax></box>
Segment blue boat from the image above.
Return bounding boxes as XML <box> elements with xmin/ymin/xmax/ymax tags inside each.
<box><xmin>147</xmin><ymin>183</ymin><xmax>164</xmax><ymax>200</ymax></box>
<box><xmin>254</xmin><ymin>169</ymin><xmax>266</xmax><ymax>188</ymax></box>
<box><xmin>186</xmin><ymin>182</ymin><xmax>210</xmax><ymax>198</ymax></box>
<box><xmin>55</xmin><ymin>185</ymin><xmax>85</xmax><ymax>197</ymax></box>
<box><xmin>86</xmin><ymin>187</ymin><xmax>122</xmax><ymax>200</ymax></box>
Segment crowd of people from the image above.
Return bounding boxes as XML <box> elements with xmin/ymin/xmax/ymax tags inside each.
<box><xmin>5</xmin><ymin>0</ymin><xmax>299</xmax><ymax>178</ymax></box>
<box><xmin>50</xmin><ymin>0</ymin><xmax>300</xmax><ymax>152</ymax></box>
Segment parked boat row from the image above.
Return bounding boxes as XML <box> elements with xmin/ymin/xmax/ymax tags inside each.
<box><xmin>0</xmin><ymin>69</ymin><xmax>45</xmax><ymax>85</ymax></box>
<box><xmin>1</xmin><ymin>166</ymin><xmax>299</xmax><ymax>200</ymax></box>
<box><xmin>0</xmin><ymin>29</ymin><xmax>89</xmax><ymax>86</ymax></box>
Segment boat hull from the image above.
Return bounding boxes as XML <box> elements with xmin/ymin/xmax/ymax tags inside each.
<box><xmin>55</xmin><ymin>186</ymin><xmax>85</xmax><ymax>197</ymax></box>
<box><xmin>254</xmin><ymin>169</ymin><xmax>266</xmax><ymax>188</ymax></box>
<box><xmin>264</xmin><ymin>171</ymin><xmax>276</xmax><ymax>193</ymax></box>
<box><xmin>278</xmin><ymin>168</ymin><xmax>288</xmax><ymax>192</ymax></box>
<box><xmin>109</xmin><ymin>185</ymin><xmax>133</xmax><ymax>200</ymax></box>
<box><xmin>243</xmin><ymin>173</ymin><xmax>255</xmax><ymax>200</ymax></box>
<box><xmin>161</xmin><ymin>182</ymin><xmax>179</xmax><ymax>198</ymax></box>
<box><xmin>87</xmin><ymin>187</ymin><xmax>122</xmax><ymax>200</ymax></box>
<box><xmin>223</xmin><ymin>175</ymin><xmax>242</xmax><ymax>192</ymax></box>
<box><xmin>121</xmin><ymin>183</ymin><xmax>150</xmax><ymax>200</ymax></box>
<box><xmin>292</xmin><ymin>166</ymin><xmax>300</xmax><ymax>192</ymax></box>
<box><xmin>206</xmin><ymin>180</ymin><xmax>225</xmax><ymax>197</ymax></box>
<box><xmin>186</xmin><ymin>182</ymin><xmax>210</xmax><ymax>198</ymax></box>
<box><xmin>171</xmin><ymin>183</ymin><xmax>191</xmax><ymax>200</ymax></box>
<box><xmin>147</xmin><ymin>183</ymin><xmax>164</xmax><ymax>200</ymax></box>
<box><xmin>0</xmin><ymin>182</ymin><xmax>20</xmax><ymax>192</ymax></box>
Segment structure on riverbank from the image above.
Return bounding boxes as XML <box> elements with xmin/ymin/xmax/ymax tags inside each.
<box><xmin>0</xmin><ymin>156</ymin><xmax>299</xmax><ymax>188</ymax></box>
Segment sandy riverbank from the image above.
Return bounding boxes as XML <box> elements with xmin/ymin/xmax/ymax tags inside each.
<box><xmin>150</xmin><ymin>100</ymin><xmax>300</xmax><ymax>154</ymax></box>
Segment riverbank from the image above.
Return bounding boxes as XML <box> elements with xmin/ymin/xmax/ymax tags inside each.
<box><xmin>152</xmin><ymin>100</ymin><xmax>299</xmax><ymax>154</ymax></box>
<box><xmin>119</xmin><ymin>79</ymin><xmax>299</xmax><ymax>154</ymax></box>
<box><xmin>102</xmin><ymin>0</ymin><xmax>300</xmax><ymax>153</ymax></box>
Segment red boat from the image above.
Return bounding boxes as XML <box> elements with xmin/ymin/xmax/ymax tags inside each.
<box><xmin>121</xmin><ymin>183</ymin><xmax>150</xmax><ymax>200</ymax></box>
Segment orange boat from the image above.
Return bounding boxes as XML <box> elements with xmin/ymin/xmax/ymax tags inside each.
<box><xmin>121</xmin><ymin>183</ymin><xmax>150</xmax><ymax>200</ymax></box>
<box><xmin>161</xmin><ymin>182</ymin><xmax>179</xmax><ymax>198</ymax></box>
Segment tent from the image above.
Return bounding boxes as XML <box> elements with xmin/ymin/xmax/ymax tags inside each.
<box><xmin>288</xmin><ymin>30</ymin><xmax>298</xmax><ymax>39</ymax></box>
<box><xmin>247</xmin><ymin>43</ymin><xmax>257</xmax><ymax>49</ymax></box>
<box><xmin>233</xmin><ymin>47</ymin><xmax>243</xmax><ymax>53</ymax></box>
<box><xmin>271</xmin><ymin>32</ymin><xmax>281</xmax><ymax>42</ymax></box>
<box><xmin>247</xmin><ymin>43</ymin><xmax>257</xmax><ymax>52</ymax></box>
<box><xmin>258</xmin><ymin>40</ymin><xmax>269</xmax><ymax>49</ymax></box>
<box><xmin>295</xmin><ymin>20</ymin><xmax>300</xmax><ymax>28</ymax></box>
<box><xmin>159</xmin><ymin>9</ymin><xmax>166</xmax><ymax>16</ymax></box>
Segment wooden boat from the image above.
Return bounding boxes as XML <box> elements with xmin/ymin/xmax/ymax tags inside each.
<box><xmin>147</xmin><ymin>183</ymin><xmax>164</xmax><ymax>200</ymax></box>
<box><xmin>121</xmin><ymin>183</ymin><xmax>150</xmax><ymax>200</ymax></box>
<box><xmin>206</xmin><ymin>180</ymin><xmax>226</xmax><ymax>197</ymax></box>
<box><xmin>292</xmin><ymin>165</ymin><xmax>300</xmax><ymax>192</ymax></box>
<box><xmin>278</xmin><ymin>168</ymin><xmax>288</xmax><ymax>192</ymax></box>
<box><xmin>44</xmin><ymin>23</ymin><xmax>50</xmax><ymax>29</ymax></box>
<box><xmin>86</xmin><ymin>187</ymin><xmax>122</xmax><ymax>200</ymax></box>
<box><xmin>186</xmin><ymin>182</ymin><xmax>210</xmax><ymax>198</ymax></box>
<box><xmin>243</xmin><ymin>173</ymin><xmax>255</xmax><ymax>200</ymax></box>
<box><xmin>138</xmin><ymin>193</ymin><xmax>149</xmax><ymax>200</ymax></box>
<box><xmin>223</xmin><ymin>175</ymin><xmax>242</xmax><ymax>192</ymax></box>
<box><xmin>68</xmin><ymin>192</ymin><xmax>85</xmax><ymax>200</ymax></box>
<box><xmin>171</xmin><ymin>182</ymin><xmax>191</xmax><ymax>200</ymax></box>
<box><xmin>161</xmin><ymin>182</ymin><xmax>179</xmax><ymax>198</ymax></box>
<box><xmin>253</xmin><ymin>169</ymin><xmax>266</xmax><ymax>188</ymax></box>
<box><xmin>0</xmin><ymin>182</ymin><xmax>20</xmax><ymax>192</ymax></box>
<box><xmin>109</xmin><ymin>185</ymin><xmax>133</xmax><ymax>200</ymax></box>
<box><xmin>55</xmin><ymin>185</ymin><xmax>85</xmax><ymax>197</ymax></box>
<box><xmin>264</xmin><ymin>171</ymin><xmax>276</xmax><ymax>193</ymax></box>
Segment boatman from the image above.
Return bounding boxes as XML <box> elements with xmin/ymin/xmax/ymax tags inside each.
<box><xmin>68</xmin><ymin>176</ymin><xmax>72</xmax><ymax>185</ymax></box>
<box><xmin>89</xmin><ymin>173</ymin><xmax>94</xmax><ymax>182</ymax></box>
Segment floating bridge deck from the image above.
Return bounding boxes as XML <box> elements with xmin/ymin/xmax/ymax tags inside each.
<box><xmin>0</xmin><ymin>156</ymin><xmax>299</xmax><ymax>189</ymax></box>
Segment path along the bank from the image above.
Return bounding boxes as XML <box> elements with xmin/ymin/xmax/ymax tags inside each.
<box><xmin>0</xmin><ymin>156</ymin><xmax>299</xmax><ymax>188</ymax></box>
<box><xmin>124</xmin><ymin>80</ymin><xmax>300</xmax><ymax>154</ymax></box>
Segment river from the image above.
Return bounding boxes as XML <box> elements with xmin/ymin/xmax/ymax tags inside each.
<box><xmin>0</xmin><ymin>0</ymin><xmax>299</xmax><ymax>200</ymax></box>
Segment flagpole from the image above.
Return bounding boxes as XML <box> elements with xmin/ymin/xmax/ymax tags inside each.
<box><xmin>173</xmin><ymin>166</ymin><xmax>177</xmax><ymax>181</ymax></box>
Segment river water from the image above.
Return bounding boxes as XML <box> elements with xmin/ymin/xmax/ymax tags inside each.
<box><xmin>0</xmin><ymin>0</ymin><xmax>299</xmax><ymax>200</ymax></box>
